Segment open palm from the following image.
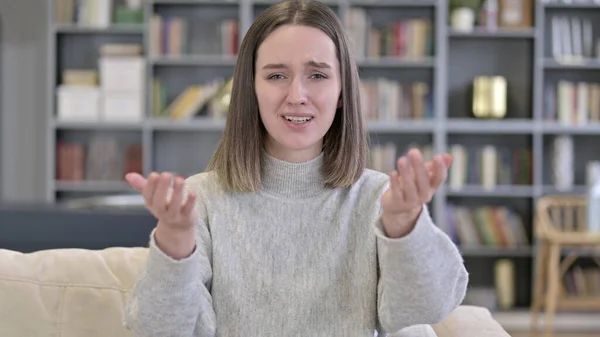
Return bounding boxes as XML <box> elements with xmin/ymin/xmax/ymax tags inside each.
<box><xmin>125</xmin><ymin>172</ymin><xmax>198</xmax><ymax>231</ymax></box>
<box><xmin>381</xmin><ymin>148</ymin><xmax>452</xmax><ymax>216</ymax></box>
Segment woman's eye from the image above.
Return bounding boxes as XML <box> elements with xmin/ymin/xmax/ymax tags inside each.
<box><xmin>268</xmin><ymin>74</ymin><xmax>285</xmax><ymax>80</ymax></box>
<box><xmin>311</xmin><ymin>73</ymin><xmax>327</xmax><ymax>80</ymax></box>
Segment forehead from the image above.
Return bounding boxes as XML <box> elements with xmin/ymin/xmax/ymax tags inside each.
<box><xmin>256</xmin><ymin>24</ymin><xmax>338</xmax><ymax>67</ymax></box>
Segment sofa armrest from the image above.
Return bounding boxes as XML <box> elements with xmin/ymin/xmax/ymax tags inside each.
<box><xmin>432</xmin><ymin>306</ymin><xmax>511</xmax><ymax>337</ymax></box>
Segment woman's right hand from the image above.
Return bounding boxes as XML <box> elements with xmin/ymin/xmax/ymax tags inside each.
<box><xmin>126</xmin><ymin>172</ymin><xmax>198</xmax><ymax>259</ymax></box>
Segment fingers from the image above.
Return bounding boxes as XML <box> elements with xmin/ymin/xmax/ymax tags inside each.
<box><xmin>389</xmin><ymin>170</ymin><xmax>404</xmax><ymax>204</ymax></box>
<box><xmin>408</xmin><ymin>149</ymin><xmax>431</xmax><ymax>203</ymax></box>
<box><xmin>133</xmin><ymin>171</ymin><xmax>196</xmax><ymax>221</ymax></box>
<box><xmin>125</xmin><ymin>172</ymin><xmax>147</xmax><ymax>192</ymax></box>
<box><xmin>393</xmin><ymin>149</ymin><xmax>450</xmax><ymax>206</ymax></box>
<box><xmin>180</xmin><ymin>190</ymin><xmax>197</xmax><ymax>217</ymax></box>
<box><xmin>166</xmin><ymin>176</ymin><xmax>185</xmax><ymax>219</ymax></box>
<box><xmin>142</xmin><ymin>172</ymin><xmax>160</xmax><ymax>206</ymax></box>
<box><xmin>397</xmin><ymin>155</ymin><xmax>418</xmax><ymax>205</ymax></box>
<box><xmin>125</xmin><ymin>173</ymin><xmax>144</xmax><ymax>191</ymax></box>
<box><xmin>430</xmin><ymin>155</ymin><xmax>448</xmax><ymax>190</ymax></box>
<box><xmin>422</xmin><ymin>153</ymin><xmax>450</xmax><ymax>190</ymax></box>
<box><xmin>424</xmin><ymin>153</ymin><xmax>452</xmax><ymax>174</ymax></box>
<box><xmin>442</xmin><ymin>153</ymin><xmax>453</xmax><ymax>168</ymax></box>
<box><xmin>152</xmin><ymin>172</ymin><xmax>172</xmax><ymax>215</ymax></box>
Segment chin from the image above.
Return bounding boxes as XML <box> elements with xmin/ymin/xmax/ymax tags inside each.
<box><xmin>282</xmin><ymin>140</ymin><xmax>320</xmax><ymax>151</ymax></box>
<box><xmin>272</xmin><ymin>135</ymin><xmax>323</xmax><ymax>154</ymax></box>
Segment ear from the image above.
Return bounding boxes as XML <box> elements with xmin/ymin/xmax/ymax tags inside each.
<box><xmin>337</xmin><ymin>95</ymin><xmax>342</xmax><ymax>109</ymax></box>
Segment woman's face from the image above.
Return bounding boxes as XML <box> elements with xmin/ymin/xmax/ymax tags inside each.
<box><xmin>254</xmin><ymin>24</ymin><xmax>341</xmax><ymax>163</ymax></box>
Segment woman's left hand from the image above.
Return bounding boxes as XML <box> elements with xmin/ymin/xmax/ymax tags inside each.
<box><xmin>380</xmin><ymin>148</ymin><xmax>452</xmax><ymax>238</ymax></box>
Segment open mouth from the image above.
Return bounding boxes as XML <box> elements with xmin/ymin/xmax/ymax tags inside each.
<box><xmin>283</xmin><ymin>116</ymin><xmax>313</xmax><ymax>124</ymax></box>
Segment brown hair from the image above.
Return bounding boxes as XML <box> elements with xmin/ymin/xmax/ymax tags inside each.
<box><xmin>207</xmin><ymin>0</ymin><xmax>367</xmax><ymax>192</ymax></box>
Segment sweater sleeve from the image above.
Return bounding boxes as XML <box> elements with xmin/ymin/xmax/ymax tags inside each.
<box><xmin>123</xmin><ymin>219</ymin><xmax>216</xmax><ymax>337</ymax></box>
<box><xmin>373</xmin><ymin>204</ymin><xmax>469</xmax><ymax>334</ymax></box>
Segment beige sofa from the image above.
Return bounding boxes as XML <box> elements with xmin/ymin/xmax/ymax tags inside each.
<box><xmin>0</xmin><ymin>246</ymin><xmax>510</xmax><ymax>337</ymax></box>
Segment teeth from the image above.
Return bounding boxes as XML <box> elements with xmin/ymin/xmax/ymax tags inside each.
<box><xmin>284</xmin><ymin>116</ymin><xmax>312</xmax><ymax>123</ymax></box>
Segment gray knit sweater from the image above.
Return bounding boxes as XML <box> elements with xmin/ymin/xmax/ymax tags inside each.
<box><xmin>123</xmin><ymin>152</ymin><xmax>468</xmax><ymax>336</ymax></box>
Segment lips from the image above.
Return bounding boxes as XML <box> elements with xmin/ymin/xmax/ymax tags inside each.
<box><xmin>280</xmin><ymin>111</ymin><xmax>314</xmax><ymax>123</ymax></box>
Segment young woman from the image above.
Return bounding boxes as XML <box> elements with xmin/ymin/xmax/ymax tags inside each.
<box><xmin>124</xmin><ymin>0</ymin><xmax>468</xmax><ymax>336</ymax></box>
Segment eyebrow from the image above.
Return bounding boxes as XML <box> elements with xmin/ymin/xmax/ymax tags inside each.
<box><xmin>261</xmin><ymin>61</ymin><xmax>332</xmax><ymax>70</ymax></box>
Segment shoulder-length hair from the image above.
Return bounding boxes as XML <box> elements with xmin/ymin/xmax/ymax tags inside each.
<box><xmin>207</xmin><ymin>0</ymin><xmax>367</xmax><ymax>193</ymax></box>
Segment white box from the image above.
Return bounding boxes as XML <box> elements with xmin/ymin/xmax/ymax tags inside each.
<box><xmin>101</xmin><ymin>91</ymin><xmax>144</xmax><ymax>122</ymax></box>
<box><xmin>99</xmin><ymin>57</ymin><xmax>145</xmax><ymax>92</ymax></box>
<box><xmin>57</xmin><ymin>85</ymin><xmax>101</xmax><ymax>122</ymax></box>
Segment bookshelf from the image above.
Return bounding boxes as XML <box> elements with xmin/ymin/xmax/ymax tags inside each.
<box><xmin>47</xmin><ymin>0</ymin><xmax>600</xmax><ymax>316</ymax></box>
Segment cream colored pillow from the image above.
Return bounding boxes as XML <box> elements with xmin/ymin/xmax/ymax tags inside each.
<box><xmin>376</xmin><ymin>325</ymin><xmax>438</xmax><ymax>337</ymax></box>
<box><xmin>0</xmin><ymin>247</ymin><xmax>148</xmax><ymax>337</ymax></box>
<box><xmin>393</xmin><ymin>325</ymin><xmax>438</xmax><ymax>337</ymax></box>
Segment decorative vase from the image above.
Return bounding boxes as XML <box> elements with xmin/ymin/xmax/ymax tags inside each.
<box><xmin>451</xmin><ymin>8</ymin><xmax>476</xmax><ymax>32</ymax></box>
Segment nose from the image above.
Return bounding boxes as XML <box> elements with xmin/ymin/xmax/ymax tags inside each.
<box><xmin>286</xmin><ymin>77</ymin><xmax>307</xmax><ymax>106</ymax></box>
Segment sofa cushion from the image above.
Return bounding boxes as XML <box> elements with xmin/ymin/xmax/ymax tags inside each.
<box><xmin>0</xmin><ymin>247</ymin><xmax>148</xmax><ymax>337</ymax></box>
<box><xmin>0</xmin><ymin>247</ymin><xmax>509</xmax><ymax>337</ymax></box>
<box><xmin>391</xmin><ymin>324</ymin><xmax>438</xmax><ymax>337</ymax></box>
<box><xmin>432</xmin><ymin>305</ymin><xmax>511</xmax><ymax>337</ymax></box>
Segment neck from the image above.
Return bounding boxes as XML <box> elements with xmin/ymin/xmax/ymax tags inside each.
<box><xmin>260</xmin><ymin>150</ymin><xmax>328</xmax><ymax>199</ymax></box>
<box><xmin>264</xmin><ymin>137</ymin><xmax>323</xmax><ymax>163</ymax></box>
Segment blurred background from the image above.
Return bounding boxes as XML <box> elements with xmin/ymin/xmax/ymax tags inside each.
<box><xmin>1</xmin><ymin>0</ymin><xmax>600</xmax><ymax>336</ymax></box>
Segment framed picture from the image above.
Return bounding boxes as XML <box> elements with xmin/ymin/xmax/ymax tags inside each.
<box><xmin>498</xmin><ymin>0</ymin><xmax>533</xmax><ymax>28</ymax></box>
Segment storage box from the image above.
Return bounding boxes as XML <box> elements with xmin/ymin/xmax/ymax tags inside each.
<box><xmin>101</xmin><ymin>91</ymin><xmax>144</xmax><ymax>122</ymax></box>
<box><xmin>56</xmin><ymin>86</ymin><xmax>101</xmax><ymax>122</ymax></box>
<box><xmin>99</xmin><ymin>57</ymin><xmax>145</xmax><ymax>92</ymax></box>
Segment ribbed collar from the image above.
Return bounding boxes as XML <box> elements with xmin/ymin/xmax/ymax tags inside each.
<box><xmin>260</xmin><ymin>150</ymin><xmax>328</xmax><ymax>199</ymax></box>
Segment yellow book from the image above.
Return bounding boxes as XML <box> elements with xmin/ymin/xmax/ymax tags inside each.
<box><xmin>490</xmin><ymin>76</ymin><xmax>507</xmax><ymax>118</ymax></box>
<box><xmin>472</xmin><ymin>76</ymin><xmax>490</xmax><ymax>118</ymax></box>
<box><xmin>166</xmin><ymin>86</ymin><xmax>202</xmax><ymax>119</ymax></box>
